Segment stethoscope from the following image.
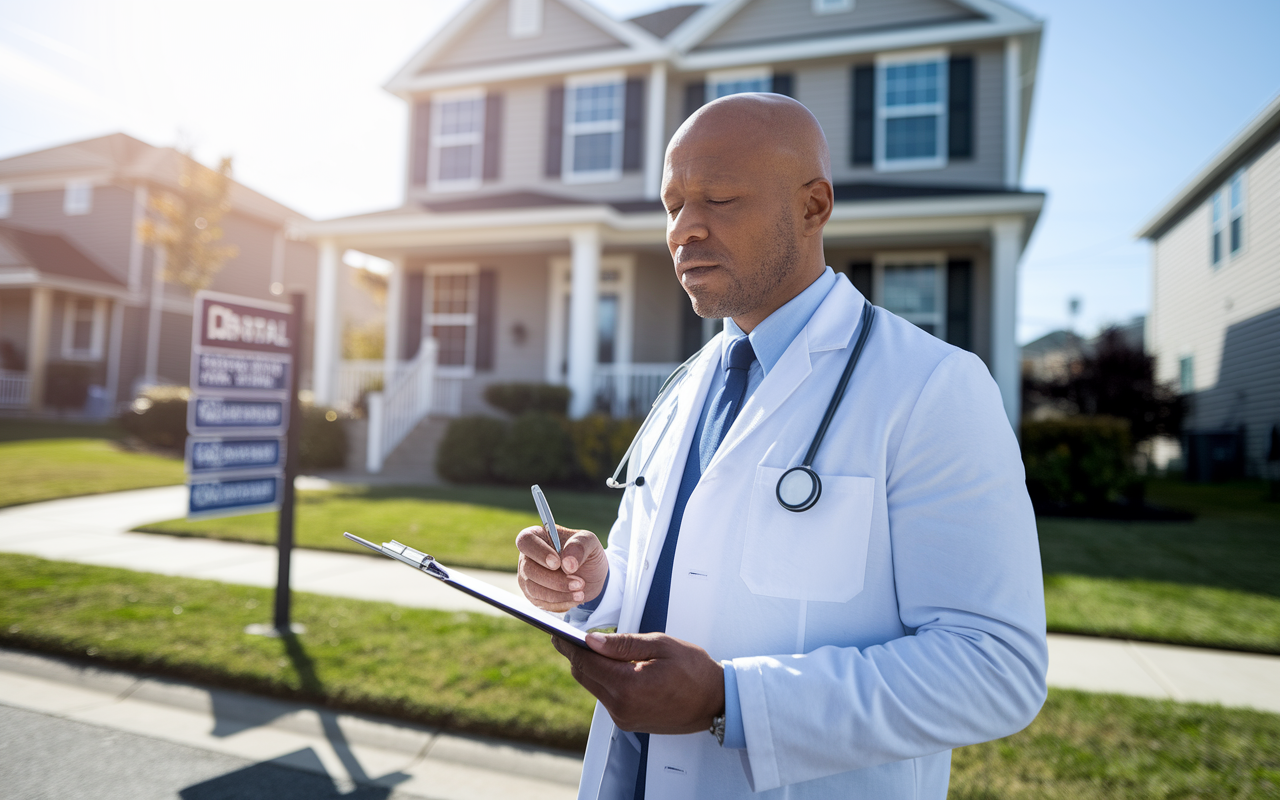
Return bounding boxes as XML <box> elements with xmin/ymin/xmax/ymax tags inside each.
<box><xmin>606</xmin><ymin>302</ymin><xmax>876</xmax><ymax>512</ymax></box>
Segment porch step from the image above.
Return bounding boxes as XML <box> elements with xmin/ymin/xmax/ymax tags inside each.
<box><xmin>372</xmin><ymin>415</ymin><xmax>452</xmax><ymax>485</ymax></box>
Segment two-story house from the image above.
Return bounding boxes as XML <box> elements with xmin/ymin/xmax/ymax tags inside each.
<box><xmin>0</xmin><ymin>133</ymin><xmax>319</xmax><ymax>414</ymax></box>
<box><xmin>1139</xmin><ymin>92</ymin><xmax>1280</xmax><ymax>480</ymax></box>
<box><xmin>300</xmin><ymin>0</ymin><xmax>1044</xmax><ymax>470</ymax></box>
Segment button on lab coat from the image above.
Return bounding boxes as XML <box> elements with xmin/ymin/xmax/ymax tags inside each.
<box><xmin>573</xmin><ymin>276</ymin><xmax>1048</xmax><ymax>800</ymax></box>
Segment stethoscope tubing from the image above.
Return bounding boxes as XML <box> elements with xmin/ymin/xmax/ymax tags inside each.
<box><xmin>800</xmin><ymin>302</ymin><xmax>876</xmax><ymax>470</ymax></box>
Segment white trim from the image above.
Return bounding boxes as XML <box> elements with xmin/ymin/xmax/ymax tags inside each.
<box><xmin>105</xmin><ymin>299</ymin><xmax>124</xmax><ymax>406</ymax></box>
<box><xmin>990</xmin><ymin>216</ymin><xmax>1023</xmax><ymax>427</ymax></box>
<box><xmin>63</xmin><ymin>179</ymin><xmax>92</xmax><ymax>215</ymax></box>
<box><xmin>425</xmin><ymin>262</ymin><xmax>480</xmax><ymax>377</ymax></box>
<box><xmin>563</xmin><ymin>73</ymin><xmax>626</xmax><ymax>184</ymax></box>
<box><xmin>1004</xmin><ymin>37</ymin><xmax>1021</xmax><ymax>187</ymax></box>
<box><xmin>0</xmin><ymin>269</ymin><xmax>131</xmax><ymax>301</ymax></box>
<box><xmin>707</xmin><ymin>65</ymin><xmax>772</xmax><ymax>99</ymax></box>
<box><xmin>813</xmin><ymin>0</ymin><xmax>854</xmax><ymax>14</ymax></box>
<box><xmin>509</xmin><ymin>0</ymin><xmax>542</xmax><ymax>39</ymax></box>
<box><xmin>547</xmin><ymin>253</ymin><xmax>635</xmax><ymax>385</ymax></box>
<box><xmin>0</xmin><ymin>185</ymin><xmax>11</xmax><ymax>218</ymax></box>
<box><xmin>429</xmin><ymin>87</ymin><xmax>487</xmax><ymax>192</ymax></box>
<box><xmin>143</xmin><ymin>245</ymin><xmax>165</xmax><ymax>385</ymax></box>
<box><xmin>873</xmin><ymin>251</ymin><xmax>946</xmax><ymax>339</ymax></box>
<box><xmin>644</xmin><ymin>61</ymin><xmax>667</xmax><ymax>200</ymax></box>
<box><xmin>875</xmin><ymin>50</ymin><xmax>948</xmax><ymax>172</ymax></box>
<box><xmin>313</xmin><ymin>241</ymin><xmax>340</xmax><ymax>403</ymax></box>
<box><xmin>127</xmin><ymin>186</ymin><xmax>147</xmax><ymax>294</ymax></box>
<box><xmin>60</xmin><ymin>295</ymin><xmax>107</xmax><ymax>361</ymax></box>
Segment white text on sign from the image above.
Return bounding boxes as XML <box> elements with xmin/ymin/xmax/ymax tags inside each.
<box><xmin>207</xmin><ymin>304</ymin><xmax>291</xmax><ymax>349</ymax></box>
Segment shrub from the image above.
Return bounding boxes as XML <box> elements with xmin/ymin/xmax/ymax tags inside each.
<box><xmin>1022</xmin><ymin>416</ymin><xmax>1134</xmax><ymax>509</ymax></box>
<box><xmin>119</xmin><ymin>386</ymin><xmax>191</xmax><ymax>450</ymax></box>
<box><xmin>436</xmin><ymin>416</ymin><xmax>510</xmax><ymax>484</ymax></box>
<box><xmin>492</xmin><ymin>411</ymin><xmax>577</xmax><ymax>486</ymax></box>
<box><xmin>299</xmin><ymin>405</ymin><xmax>347</xmax><ymax>469</ymax></box>
<box><xmin>567</xmin><ymin>413</ymin><xmax>642</xmax><ymax>487</ymax></box>
<box><xmin>45</xmin><ymin>362</ymin><xmax>95</xmax><ymax>410</ymax></box>
<box><xmin>484</xmin><ymin>383</ymin><xmax>571</xmax><ymax>417</ymax></box>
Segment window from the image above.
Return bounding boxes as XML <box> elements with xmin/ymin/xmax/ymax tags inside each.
<box><xmin>1212</xmin><ymin>170</ymin><xmax>1247</xmax><ymax>266</ymax></box>
<box><xmin>0</xmin><ymin>186</ymin><xmax>11</xmax><ymax>218</ymax></box>
<box><xmin>545</xmin><ymin>256</ymin><xmax>635</xmax><ymax>384</ymax></box>
<box><xmin>426</xmin><ymin>266</ymin><xmax>478</xmax><ymax>370</ymax></box>
<box><xmin>1179</xmin><ymin>355</ymin><xmax>1194</xmax><ymax>394</ymax></box>
<box><xmin>875</xmin><ymin>255</ymin><xmax>945</xmax><ymax>337</ymax></box>
<box><xmin>708</xmin><ymin>67</ymin><xmax>772</xmax><ymax>99</ymax></box>
<box><xmin>1228</xmin><ymin>171</ymin><xmax>1245</xmax><ymax>255</ymax></box>
<box><xmin>510</xmin><ymin>0</ymin><xmax>542</xmax><ymax>38</ymax></box>
<box><xmin>431</xmin><ymin>91</ymin><xmax>485</xmax><ymax>189</ymax></box>
<box><xmin>64</xmin><ymin>180</ymin><xmax>92</xmax><ymax>215</ymax></box>
<box><xmin>877</xmin><ymin>52</ymin><xmax>948</xmax><ymax>170</ymax></box>
<box><xmin>61</xmin><ymin>296</ymin><xmax>106</xmax><ymax>360</ymax></box>
<box><xmin>1211</xmin><ymin>190</ymin><xmax>1225</xmax><ymax>266</ymax></box>
<box><xmin>813</xmin><ymin>0</ymin><xmax>853</xmax><ymax>13</ymax></box>
<box><xmin>564</xmin><ymin>74</ymin><xmax>625</xmax><ymax>182</ymax></box>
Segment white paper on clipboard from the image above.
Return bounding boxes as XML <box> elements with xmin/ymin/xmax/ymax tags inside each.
<box><xmin>343</xmin><ymin>532</ymin><xmax>589</xmax><ymax>648</ymax></box>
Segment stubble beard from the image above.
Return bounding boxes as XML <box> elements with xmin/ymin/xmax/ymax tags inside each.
<box><xmin>686</xmin><ymin>215</ymin><xmax>800</xmax><ymax>320</ymax></box>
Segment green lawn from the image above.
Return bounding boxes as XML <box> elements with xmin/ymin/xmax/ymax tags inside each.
<box><xmin>2</xmin><ymin>552</ymin><xmax>1277</xmax><ymax>797</ymax></box>
<box><xmin>0</xmin><ymin>419</ymin><xmax>184</xmax><ymax>509</ymax></box>
<box><xmin>138</xmin><ymin>484</ymin><xmax>622</xmax><ymax>573</ymax></box>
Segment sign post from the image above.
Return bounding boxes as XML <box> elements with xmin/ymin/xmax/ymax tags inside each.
<box><xmin>186</xmin><ymin>290</ymin><xmax>302</xmax><ymax>636</ymax></box>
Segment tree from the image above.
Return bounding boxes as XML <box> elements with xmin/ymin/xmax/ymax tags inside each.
<box><xmin>137</xmin><ymin>155</ymin><xmax>239</xmax><ymax>293</ymax></box>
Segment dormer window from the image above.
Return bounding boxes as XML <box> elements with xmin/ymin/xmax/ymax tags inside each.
<box><xmin>708</xmin><ymin>67</ymin><xmax>773</xmax><ymax>99</ymax></box>
<box><xmin>813</xmin><ymin>0</ymin><xmax>853</xmax><ymax>13</ymax></box>
<box><xmin>64</xmin><ymin>180</ymin><xmax>92</xmax><ymax>215</ymax></box>
<box><xmin>564</xmin><ymin>73</ymin><xmax>624</xmax><ymax>183</ymax></box>
<box><xmin>876</xmin><ymin>51</ymin><xmax>948</xmax><ymax>171</ymax></box>
<box><xmin>510</xmin><ymin>0</ymin><xmax>542</xmax><ymax>39</ymax></box>
<box><xmin>430</xmin><ymin>90</ymin><xmax>486</xmax><ymax>191</ymax></box>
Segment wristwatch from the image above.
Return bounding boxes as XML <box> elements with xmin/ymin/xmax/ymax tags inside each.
<box><xmin>709</xmin><ymin>713</ymin><xmax>726</xmax><ymax>746</ymax></box>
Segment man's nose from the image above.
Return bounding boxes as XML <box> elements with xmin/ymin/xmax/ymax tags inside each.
<box><xmin>668</xmin><ymin>206</ymin><xmax>708</xmax><ymax>248</ymax></box>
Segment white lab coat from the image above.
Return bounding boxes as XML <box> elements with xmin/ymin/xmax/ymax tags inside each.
<box><xmin>573</xmin><ymin>275</ymin><xmax>1048</xmax><ymax>799</ymax></box>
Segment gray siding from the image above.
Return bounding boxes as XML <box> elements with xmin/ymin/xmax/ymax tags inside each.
<box><xmin>0</xmin><ymin>289</ymin><xmax>31</xmax><ymax>359</ymax></box>
<box><xmin>429</xmin><ymin>0</ymin><xmax>626</xmax><ymax>70</ymax></box>
<box><xmin>3</xmin><ymin>185</ymin><xmax>135</xmax><ymax>280</ymax></box>
<box><xmin>698</xmin><ymin>0</ymin><xmax>979</xmax><ymax>50</ymax></box>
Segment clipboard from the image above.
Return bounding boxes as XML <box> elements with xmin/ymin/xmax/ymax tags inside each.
<box><xmin>343</xmin><ymin>532</ymin><xmax>589</xmax><ymax>649</ymax></box>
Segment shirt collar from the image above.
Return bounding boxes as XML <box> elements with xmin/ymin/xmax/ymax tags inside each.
<box><xmin>722</xmin><ymin>266</ymin><xmax>837</xmax><ymax>375</ymax></box>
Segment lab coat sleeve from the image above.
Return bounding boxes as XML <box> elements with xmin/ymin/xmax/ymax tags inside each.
<box><xmin>731</xmin><ymin>350</ymin><xmax>1048</xmax><ymax>792</ymax></box>
<box><xmin>566</xmin><ymin>486</ymin><xmax>634</xmax><ymax>632</ymax></box>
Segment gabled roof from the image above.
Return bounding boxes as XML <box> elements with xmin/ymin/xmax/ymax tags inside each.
<box><xmin>0</xmin><ymin>223</ymin><xmax>125</xmax><ymax>287</ymax></box>
<box><xmin>0</xmin><ymin>133</ymin><xmax>310</xmax><ymax>228</ymax></box>
<box><xmin>628</xmin><ymin>4</ymin><xmax>706</xmax><ymax>39</ymax></box>
<box><xmin>1138</xmin><ymin>91</ymin><xmax>1280</xmax><ymax>241</ymax></box>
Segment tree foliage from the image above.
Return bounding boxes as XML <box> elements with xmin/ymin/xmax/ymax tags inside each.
<box><xmin>137</xmin><ymin>155</ymin><xmax>239</xmax><ymax>293</ymax></box>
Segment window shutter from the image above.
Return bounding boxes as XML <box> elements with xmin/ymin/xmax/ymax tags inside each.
<box><xmin>771</xmin><ymin>73</ymin><xmax>794</xmax><ymax>98</ymax></box>
<box><xmin>851</xmin><ymin>65</ymin><xmax>874</xmax><ymax>166</ymax></box>
<box><xmin>403</xmin><ymin>271</ymin><xmax>424</xmax><ymax>359</ymax></box>
<box><xmin>622</xmin><ymin>77</ymin><xmax>645</xmax><ymax>172</ymax></box>
<box><xmin>945</xmin><ymin>259</ymin><xmax>972</xmax><ymax>351</ymax></box>
<box><xmin>846</xmin><ymin>261</ymin><xmax>872</xmax><ymax>300</ymax></box>
<box><xmin>948</xmin><ymin>56</ymin><xmax>974</xmax><ymax>159</ymax></box>
<box><xmin>476</xmin><ymin>269</ymin><xmax>497</xmax><ymax>371</ymax></box>
<box><xmin>483</xmin><ymin>93</ymin><xmax>503</xmax><ymax>181</ymax></box>
<box><xmin>410</xmin><ymin>101</ymin><xmax>431</xmax><ymax>186</ymax></box>
<box><xmin>684</xmin><ymin>81</ymin><xmax>705</xmax><ymax>119</ymax></box>
<box><xmin>545</xmin><ymin>85</ymin><xmax>565</xmax><ymax>177</ymax></box>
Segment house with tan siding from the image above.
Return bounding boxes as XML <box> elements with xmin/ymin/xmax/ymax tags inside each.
<box><xmin>299</xmin><ymin>0</ymin><xmax>1045</xmax><ymax>472</ymax></box>
<box><xmin>1139</xmin><ymin>92</ymin><xmax>1280</xmax><ymax>480</ymax></box>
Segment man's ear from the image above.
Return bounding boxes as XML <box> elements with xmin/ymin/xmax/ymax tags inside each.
<box><xmin>801</xmin><ymin>178</ymin><xmax>834</xmax><ymax>236</ymax></box>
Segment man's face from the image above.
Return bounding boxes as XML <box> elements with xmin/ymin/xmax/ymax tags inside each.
<box><xmin>661</xmin><ymin>131</ymin><xmax>801</xmax><ymax>321</ymax></box>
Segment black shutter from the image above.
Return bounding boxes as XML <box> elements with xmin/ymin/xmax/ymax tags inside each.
<box><xmin>622</xmin><ymin>77</ymin><xmax>645</xmax><ymax>172</ymax></box>
<box><xmin>684</xmin><ymin>81</ymin><xmax>705</xmax><ymax>119</ymax></box>
<box><xmin>851</xmin><ymin>65</ymin><xmax>875</xmax><ymax>166</ymax></box>
<box><xmin>403</xmin><ymin>271</ymin><xmax>424</xmax><ymax>359</ymax></box>
<box><xmin>475</xmin><ymin>269</ymin><xmax>497</xmax><ymax>371</ymax></box>
<box><xmin>948</xmin><ymin>56</ymin><xmax>974</xmax><ymax>159</ymax></box>
<box><xmin>545</xmin><ymin>85</ymin><xmax>565</xmax><ymax>177</ymax></box>
<box><xmin>410</xmin><ymin>100</ymin><xmax>431</xmax><ymax>186</ymax></box>
<box><xmin>846</xmin><ymin>261</ymin><xmax>873</xmax><ymax>300</ymax></box>
<box><xmin>771</xmin><ymin>73</ymin><xmax>794</xmax><ymax>97</ymax></box>
<box><xmin>483</xmin><ymin>93</ymin><xmax>503</xmax><ymax>181</ymax></box>
<box><xmin>946</xmin><ymin>259</ymin><xmax>973</xmax><ymax>351</ymax></box>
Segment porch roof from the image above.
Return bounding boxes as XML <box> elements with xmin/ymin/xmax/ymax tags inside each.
<box><xmin>0</xmin><ymin>223</ymin><xmax>125</xmax><ymax>290</ymax></box>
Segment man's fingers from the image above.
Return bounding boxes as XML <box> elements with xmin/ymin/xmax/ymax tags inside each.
<box><xmin>518</xmin><ymin>557</ymin><xmax>584</xmax><ymax>595</ymax></box>
<box><xmin>586</xmin><ymin>632</ymin><xmax>667</xmax><ymax>663</ymax></box>
<box><xmin>516</xmin><ymin>527</ymin><xmax>561</xmax><ymax>570</ymax></box>
<box><xmin>558</xmin><ymin>529</ymin><xmax>598</xmax><ymax>574</ymax></box>
<box><xmin>518</xmin><ymin>573</ymin><xmax>583</xmax><ymax>607</ymax></box>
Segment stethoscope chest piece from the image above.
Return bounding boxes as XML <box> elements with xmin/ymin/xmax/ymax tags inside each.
<box><xmin>776</xmin><ymin>466</ymin><xmax>821</xmax><ymax>512</ymax></box>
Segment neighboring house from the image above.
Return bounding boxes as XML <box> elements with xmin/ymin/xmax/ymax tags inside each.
<box><xmin>0</xmin><ymin>133</ymin><xmax>318</xmax><ymax>413</ymax></box>
<box><xmin>1139</xmin><ymin>91</ymin><xmax>1280</xmax><ymax>480</ymax></box>
<box><xmin>299</xmin><ymin>0</ymin><xmax>1045</xmax><ymax>468</ymax></box>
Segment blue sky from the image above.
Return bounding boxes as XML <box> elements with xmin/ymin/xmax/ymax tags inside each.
<box><xmin>1</xmin><ymin>0</ymin><xmax>1277</xmax><ymax>343</ymax></box>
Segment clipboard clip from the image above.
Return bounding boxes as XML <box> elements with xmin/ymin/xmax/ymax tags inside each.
<box><xmin>344</xmin><ymin>532</ymin><xmax>449</xmax><ymax>579</ymax></box>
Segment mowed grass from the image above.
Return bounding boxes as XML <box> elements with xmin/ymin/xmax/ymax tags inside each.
<box><xmin>0</xmin><ymin>419</ymin><xmax>184</xmax><ymax>509</ymax></box>
<box><xmin>2</xmin><ymin>552</ymin><xmax>1278</xmax><ymax>796</ymax></box>
<box><xmin>138</xmin><ymin>484</ymin><xmax>622</xmax><ymax>572</ymax></box>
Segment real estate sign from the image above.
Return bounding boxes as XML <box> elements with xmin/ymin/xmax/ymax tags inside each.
<box><xmin>186</xmin><ymin>290</ymin><xmax>294</xmax><ymax>519</ymax></box>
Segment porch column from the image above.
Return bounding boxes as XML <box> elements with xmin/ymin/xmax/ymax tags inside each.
<box><xmin>991</xmin><ymin>217</ymin><xmax>1024</xmax><ymax>430</ymax></box>
<box><xmin>143</xmin><ymin>245</ymin><xmax>165</xmax><ymax>385</ymax></box>
<box><xmin>644</xmin><ymin>61</ymin><xmax>668</xmax><ymax>200</ymax></box>
<box><xmin>567</xmin><ymin>227</ymin><xmax>601</xmax><ymax>418</ymax></box>
<box><xmin>104</xmin><ymin>299</ymin><xmax>124</xmax><ymax>408</ymax></box>
<box><xmin>383</xmin><ymin>256</ymin><xmax>404</xmax><ymax>385</ymax></box>
<box><xmin>312</xmin><ymin>239</ymin><xmax>340</xmax><ymax>405</ymax></box>
<box><xmin>26</xmin><ymin>286</ymin><xmax>52</xmax><ymax>410</ymax></box>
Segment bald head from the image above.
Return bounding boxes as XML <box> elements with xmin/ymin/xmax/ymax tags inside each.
<box><xmin>662</xmin><ymin>94</ymin><xmax>835</xmax><ymax>331</ymax></box>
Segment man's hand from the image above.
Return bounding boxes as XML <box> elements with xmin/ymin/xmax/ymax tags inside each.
<box><xmin>516</xmin><ymin>525</ymin><xmax>608</xmax><ymax>613</ymax></box>
<box><xmin>553</xmin><ymin>632</ymin><xmax>725</xmax><ymax>735</ymax></box>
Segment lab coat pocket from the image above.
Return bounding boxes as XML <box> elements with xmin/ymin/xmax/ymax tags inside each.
<box><xmin>740</xmin><ymin>465</ymin><xmax>875</xmax><ymax>603</ymax></box>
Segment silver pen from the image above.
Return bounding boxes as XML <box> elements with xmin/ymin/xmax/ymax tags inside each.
<box><xmin>530</xmin><ymin>484</ymin><xmax>562</xmax><ymax>552</ymax></box>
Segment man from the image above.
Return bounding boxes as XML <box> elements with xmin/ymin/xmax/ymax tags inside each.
<box><xmin>517</xmin><ymin>94</ymin><xmax>1047</xmax><ymax>800</ymax></box>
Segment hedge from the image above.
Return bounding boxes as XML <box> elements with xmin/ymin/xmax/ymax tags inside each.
<box><xmin>1022</xmin><ymin>415</ymin><xmax>1134</xmax><ymax>510</ymax></box>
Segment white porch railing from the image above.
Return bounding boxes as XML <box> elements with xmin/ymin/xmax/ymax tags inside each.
<box><xmin>336</xmin><ymin>360</ymin><xmax>385</xmax><ymax>411</ymax></box>
<box><xmin>432</xmin><ymin>377</ymin><xmax>464</xmax><ymax>417</ymax></box>
<box><xmin>0</xmin><ymin>370</ymin><xmax>30</xmax><ymax>407</ymax></box>
<box><xmin>366</xmin><ymin>338</ymin><xmax>437</xmax><ymax>474</ymax></box>
<box><xmin>592</xmin><ymin>363</ymin><xmax>680</xmax><ymax>418</ymax></box>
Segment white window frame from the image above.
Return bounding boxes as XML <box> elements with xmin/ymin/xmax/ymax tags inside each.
<box><xmin>509</xmin><ymin>0</ymin><xmax>542</xmax><ymax>39</ymax></box>
<box><xmin>875</xmin><ymin>49</ymin><xmax>949</xmax><ymax>172</ymax></box>
<box><xmin>1210</xmin><ymin>189</ymin><xmax>1226</xmax><ymax>267</ymax></box>
<box><xmin>563</xmin><ymin>71</ymin><xmax>626</xmax><ymax>184</ymax></box>
<box><xmin>64</xmin><ymin>179</ymin><xmax>92</xmax><ymax>215</ymax></box>
<box><xmin>1227</xmin><ymin>169</ymin><xmax>1246</xmax><ymax>258</ymax></box>
<box><xmin>707</xmin><ymin>66</ymin><xmax>773</xmax><ymax>100</ymax></box>
<box><xmin>430</xmin><ymin>88</ymin><xmax>486</xmax><ymax>192</ymax></box>
<box><xmin>873</xmin><ymin>252</ymin><xmax>947</xmax><ymax>339</ymax></box>
<box><xmin>0</xmin><ymin>185</ymin><xmax>11</xmax><ymax>218</ymax></box>
<box><xmin>60</xmin><ymin>296</ymin><xmax>107</xmax><ymax>361</ymax></box>
<box><xmin>545</xmin><ymin>255</ymin><xmax>635</xmax><ymax>385</ymax></box>
<box><xmin>424</xmin><ymin>263</ymin><xmax>479</xmax><ymax>377</ymax></box>
<box><xmin>813</xmin><ymin>0</ymin><xmax>854</xmax><ymax>14</ymax></box>
<box><xmin>1178</xmin><ymin>354</ymin><xmax>1195</xmax><ymax>394</ymax></box>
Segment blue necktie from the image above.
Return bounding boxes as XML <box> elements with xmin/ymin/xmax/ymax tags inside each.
<box><xmin>633</xmin><ymin>335</ymin><xmax>756</xmax><ymax>799</ymax></box>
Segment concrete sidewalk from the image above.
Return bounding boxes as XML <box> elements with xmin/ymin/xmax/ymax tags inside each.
<box><xmin>2</xmin><ymin>485</ymin><xmax>1279</xmax><ymax>716</ymax></box>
